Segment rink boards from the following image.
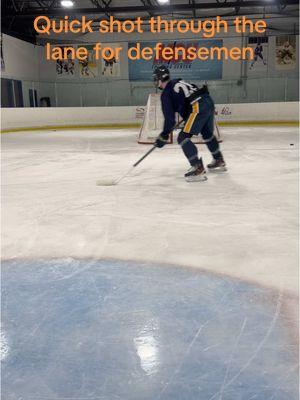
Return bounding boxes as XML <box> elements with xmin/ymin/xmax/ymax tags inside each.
<box><xmin>1</xmin><ymin>101</ymin><xmax>299</xmax><ymax>133</ymax></box>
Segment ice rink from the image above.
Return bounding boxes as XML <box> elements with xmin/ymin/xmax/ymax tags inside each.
<box><xmin>1</xmin><ymin>125</ymin><xmax>299</xmax><ymax>399</ymax></box>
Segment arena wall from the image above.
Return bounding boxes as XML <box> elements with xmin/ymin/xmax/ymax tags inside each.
<box><xmin>1</xmin><ymin>102</ymin><xmax>298</xmax><ymax>132</ymax></box>
<box><xmin>1</xmin><ymin>32</ymin><xmax>299</xmax><ymax>108</ymax></box>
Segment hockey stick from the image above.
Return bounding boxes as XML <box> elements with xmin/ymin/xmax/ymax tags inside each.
<box><xmin>97</xmin><ymin>121</ymin><xmax>183</xmax><ymax>186</ymax></box>
<box><xmin>214</xmin><ymin>118</ymin><xmax>222</xmax><ymax>143</ymax></box>
<box><xmin>96</xmin><ymin>146</ymin><xmax>157</xmax><ymax>186</ymax></box>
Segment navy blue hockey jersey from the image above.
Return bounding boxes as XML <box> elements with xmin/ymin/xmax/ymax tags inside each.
<box><xmin>160</xmin><ymin>79</ymin><xmax>200</xmax><ymax>137</ymax></box>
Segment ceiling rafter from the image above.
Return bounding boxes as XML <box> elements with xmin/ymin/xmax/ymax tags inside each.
<box><xmin>35</xmin><ymin>0</ymin><xmax>48</xmax><ymax>10</ymax></box>
<box><xmin>1</xmin><ymin>0</ymin><xmax>299</xmax><ymax>43</ymax></box>
<box><xmin>140</xmin><ymin>0</ymin><xmax>154</xmax><ymax>17</ymax></box>
<box><xmin>90</xmin><ymin>0</ymin><xmax>110</xmax><ymax>18</ymax></box>
<box><xmin>4</xmin><ymin>0</ymin><xmax>298</xmax><ymax>18</ymax></box>
<box><xmin>10</xmin><ymin>0</ymin><xmax>19</xmax><ymax>12</ymax></box>
<box><xmin>100</xmin><ymin>0</ymin><xmax>113</xmax><ymax>17</ymax></box>
<box><xmin>189</xmin><ymin>0</ymin><xmax>196</xmax><ymax>18</ymax></box>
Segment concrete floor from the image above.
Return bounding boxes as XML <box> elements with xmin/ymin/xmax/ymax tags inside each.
<box><xmin>1</xmin><ymin>126</ymin><xmax>299</xmax><ymax>399</ymax></box>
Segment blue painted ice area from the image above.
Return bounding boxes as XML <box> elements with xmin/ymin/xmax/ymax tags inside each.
<box><xmin>1</xmin><ymin>259</ymin><xmax>298</xmax><ymax>400</ymax></box>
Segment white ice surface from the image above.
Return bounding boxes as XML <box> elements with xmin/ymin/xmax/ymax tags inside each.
<box><xmin>1</xmin><ymin>126</ymin><xmax>299</xmax><ymax>296</ymax></box>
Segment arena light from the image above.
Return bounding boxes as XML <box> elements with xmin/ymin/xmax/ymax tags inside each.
<box><xmin>60</xmin><ymin>0</ymin><xmax>74</xmax><ymax>7</ymax></box>
<box><xmin>157</xmin><ymin>0</ymin><xmax>170</xmax><ymax>4</ymax></box>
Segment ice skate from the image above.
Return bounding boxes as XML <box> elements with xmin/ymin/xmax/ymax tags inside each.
<box><xmin>185</xmin><ymin>161</ymin><xmax>207</xmax><ymax>182</ymax></box>
<box><xmin>207</xmin><ymin>156</ymin><xmax>227</xmax><ymax>172</ymax></box>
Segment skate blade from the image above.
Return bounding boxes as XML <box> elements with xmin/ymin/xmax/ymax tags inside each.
<box><xmin>208</xmin><ymin>166</ymin><xmax>227</xmax><ymax>173</ymax></box>
<box><xmin>185</xmin><ymin>174</ymin><xmax>208</xmax><ymax>183</ymax></box>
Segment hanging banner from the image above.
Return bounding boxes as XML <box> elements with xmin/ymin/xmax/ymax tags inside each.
<box><xmin>275</xmin><ymin>35</ymin><xmax>296</xmax><ymax>70</ymax></box>
<box><xmin>128</xmin><ymin>40</ymin><xmax>223</xmax><ymax>81</ymax></box>
<box><xmin>101</xmin><ymin>43</ymin><xmax>121</xmax><ymax>77</ymax></box>
<box><xmin>79</xmin><ymin>44</ymin><xmax>98</xmax><ymax>78</ymax></box>
<box><xmin>247</xmin><ymin>37</ymin><xmax>268</xmax><ymax>74</ymax></box>
<box><xmin>55</xmin><ymin>46</ymin><xmax>76</xmax><ymax>77</ymax></box>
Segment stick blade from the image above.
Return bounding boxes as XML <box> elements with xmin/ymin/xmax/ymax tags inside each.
<box><xmin>96</xmin><ymin>179</ymin><xmax>117</xmax><ymax>186</ymax></box>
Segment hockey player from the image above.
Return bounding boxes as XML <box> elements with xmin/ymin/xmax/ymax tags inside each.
<box><xmin>277</xmin><ymin>41</ymin><xmax>295</xmax><ymax>65</ymax></box>
<box><xmin>102</xmin><ymin>57</ymin><xmax>117</xmax><ymax>75</ymax></box>
<box><xmin>250</xmin><ymin>42</ymin><xmax>267</xmax><ymax>70</ymax></box>
<box><xmin>80</xmin><ymin>58</ymin><xmax>96</xmax><ymax>77</ymax></box>
<box><xmin>153</xmin><ymin>65</ymin><xmax>226</xmax><ymax>182</ymax></box>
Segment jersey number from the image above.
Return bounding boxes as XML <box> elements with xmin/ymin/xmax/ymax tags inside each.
<box><xmin>174</xmin><ymin>81</ymin><xmax>197</xmax><ymax>98</ymax></box>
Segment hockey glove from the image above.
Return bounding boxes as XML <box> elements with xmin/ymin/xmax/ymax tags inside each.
<box><xmin>155</xmin><ymin>133</ymin><xmax>169</xmax><ymax>148</ymax></box>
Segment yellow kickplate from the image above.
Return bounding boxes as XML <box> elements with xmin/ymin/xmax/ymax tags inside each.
<box><xmin>1</xmin><ymin>121</ymin><xmax>299</xmax><ymax>134</ymax></box>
